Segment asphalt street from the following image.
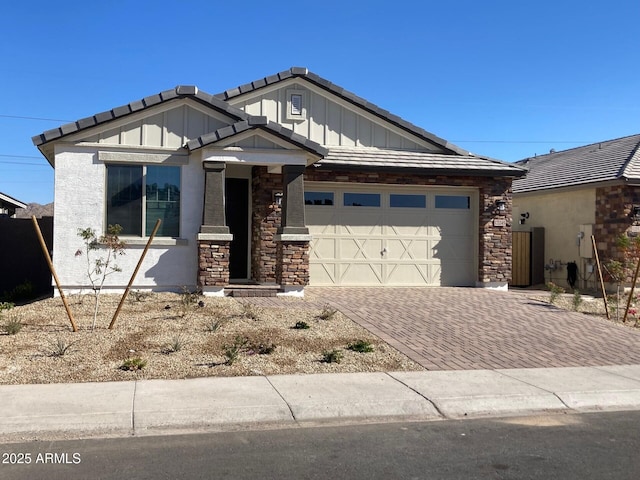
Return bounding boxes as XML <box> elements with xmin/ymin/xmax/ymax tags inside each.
<box><xmin>2</xmin><ymin>411</ymin><xmax>639</xmax><ymax>480</ymax></box>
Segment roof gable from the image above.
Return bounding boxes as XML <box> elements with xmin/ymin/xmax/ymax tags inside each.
<box><xmin>0</xmin><ymin>192</ymin><xmax>27</xmax><ymax>211</ymax></box>
<box><xmin>186</xmin><ymin>117</ymin><xmax>328</xmax><ymax>158</ymax></box>
<box><xmin>215</xmin><ymin>67</ymin><xmax>470</xmax><ymax>155</ymax></box>
<box><xmin>513</xmin><ymin>133</ymin><xmax>640</xmax><ymax>193</ymax></box>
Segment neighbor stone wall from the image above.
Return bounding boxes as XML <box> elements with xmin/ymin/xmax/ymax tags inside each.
<box><xmin>304</xmin><ymin>169</ymin><xmax>514</xmax><ymax>285</ymax></box>
<box><xmin>595</xmin><ymin>185</ymin><xmax>640</xmax><ymax>280</ymax></box>
<box><xmin>197</xmin><ymin>240</ymin><xmax>230</xmax><ymax>287</ymax></box>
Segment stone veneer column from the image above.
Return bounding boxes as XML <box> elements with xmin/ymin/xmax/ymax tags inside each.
<box><xmin>197</xmin><ymin>161</ymin><xmax>232</xmax><ymax>296</ymax></box>
<box><xmin>275</xmin><ymin>164</ymin><xmax>311</xmax><ymax>295</ymax></box>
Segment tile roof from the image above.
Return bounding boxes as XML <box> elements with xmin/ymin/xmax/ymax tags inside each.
<box><xmin>215</xmin><ymin>67</ymin><xmax>471</xmax><ymax>156</ymax></box>
<box><xmin>317</xmin><ymin>147</ymin><xmax>526</xmax><ymax>176</ymax></box>
<box><xmin>185</xmin><ymin>116</ymin><xmax>329</xmax><ymax>157</ymax></box>
<box><xmin>32</xmin><ymin>86</ymin><xmax>249</xmax><ymax>147</ymax></box>
<box><xmin>512</xmin><ymin>133</ymin><xmax>640</xmax><ymax>193</ymax></box>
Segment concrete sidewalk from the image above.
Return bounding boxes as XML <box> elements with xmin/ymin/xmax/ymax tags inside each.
<box><xmin>2</xmin><ymin>365</ymin><xmax>640</xmax><ymax>439</ymax></box>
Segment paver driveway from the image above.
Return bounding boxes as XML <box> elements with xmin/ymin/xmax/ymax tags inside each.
<box><xmin>246</xmin><ymin>287</ymin><xmax>640</xmax><ymax>370</ymax></box>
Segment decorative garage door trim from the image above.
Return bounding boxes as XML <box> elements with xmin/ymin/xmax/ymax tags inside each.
<box><xmin>305</xmin><ymin>182</ymin><xmax>478</xmax><ymax>286</ymax></box>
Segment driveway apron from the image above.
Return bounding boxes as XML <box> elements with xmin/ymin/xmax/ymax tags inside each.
<box><xmin>305</xmin><ymin>287</ymin><xmax>640</xmax><ymax>370</ymax></box>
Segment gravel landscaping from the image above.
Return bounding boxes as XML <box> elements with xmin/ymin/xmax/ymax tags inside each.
<box><xmin>0</xmin><ymin>291</ymin><xmax>424</xmax><ymax>385</ymax></box>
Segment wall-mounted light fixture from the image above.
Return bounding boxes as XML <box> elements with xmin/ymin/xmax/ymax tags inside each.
<box><xmin>519</xmin><ymin>212</ymin><xmax>530</xmax><ymax>225</ymax></box>
<box><xmin>273</xmin><ymin>191</ymin><xmax>283</xmax><ymax>206</ymax></box>
<box><xmin>494</xmin><ymin>199</ymin><xmax>507</xmax><ymax>215</ymax></box>
<box><xmin>629</xmin><ymin>205</ymin><xmax>640</xmax><ymax>224</ymax></box>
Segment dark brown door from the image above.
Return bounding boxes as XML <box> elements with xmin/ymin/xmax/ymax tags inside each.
<box><xmin>225</xmin><ymin>178</ymin><xmax>249</xmax><ymax>280</ymax></box>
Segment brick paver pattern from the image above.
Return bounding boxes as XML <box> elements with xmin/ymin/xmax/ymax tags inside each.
<box><xmin>243</xmin><ymin>287</ymin><xmax>640</xmax><ymax>370</ymax></box>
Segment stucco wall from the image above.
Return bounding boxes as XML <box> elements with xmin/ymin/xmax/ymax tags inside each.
<box><xmin>513</xmin><ymin>188</ymin><xmax>596</xmax><ymax>289</ymax></box>
<box><xmin>53</xmin><ymin>145</ymin><xmax>203</xmax><ymax>292</ymax></box>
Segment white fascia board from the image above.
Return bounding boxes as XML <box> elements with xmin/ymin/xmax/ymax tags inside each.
<box><xmin>0</xmin><ymin>193</ymin><xmax>27</xmax><ymax>209</ymax></box>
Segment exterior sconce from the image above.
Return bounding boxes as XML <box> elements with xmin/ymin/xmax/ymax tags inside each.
<box><xmin>629</xmin><ymin>205</ymin><xmax>640</xmax><ymax>223</ymax></box>
<box><xmin>519</xmin><ymin>212</ymin><xmax>530</xmax><ymax>225</ymax></box>
<box><xmin>494</xmin><ymin>199</ymin><xmax>507</xmax><ymax>215</ymax></box>
<box><xmin>273</xmin><ymin>191</ymin><xmax>283</xmax><ymax>206</ymax></box>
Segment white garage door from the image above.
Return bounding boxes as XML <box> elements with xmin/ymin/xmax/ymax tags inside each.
<box><xmin>305</xmin><ymin>184</ymin><xmax>477</xmax><ymax>286</ymax></box>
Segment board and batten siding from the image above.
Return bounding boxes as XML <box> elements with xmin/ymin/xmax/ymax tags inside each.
<box><xmin>83</xmin><ymin>104</ymin><xmax>231</xmax><ymax>148</ymax></box>
<box><xmin>231</xmin><ymin>82</ymin><xmax>439</xmax><ymax>150</ymax></box>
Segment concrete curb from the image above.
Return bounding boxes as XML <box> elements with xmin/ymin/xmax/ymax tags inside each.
<box><xmin>1</xmin><ymin>365</ymin><xmax>640</xmax><ymax>438</ymax></box>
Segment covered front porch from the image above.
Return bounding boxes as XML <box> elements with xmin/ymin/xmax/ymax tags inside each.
<box><xmin>186</xmin><ymin>118</ymin><xmax>326</xmax><ymax>297</ymax></box>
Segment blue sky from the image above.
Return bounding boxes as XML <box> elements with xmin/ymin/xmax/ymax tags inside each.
<box><xmin>1</xmin><ymin>0</ymin><xmax>638</xmax><ymax>204</ymax></box>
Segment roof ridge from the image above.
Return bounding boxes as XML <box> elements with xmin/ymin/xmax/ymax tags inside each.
<box><xmin>213</xmin><ymin>67</ymin><xmax>473</xmax><ymax>157</ymax></box>
<box><xmin>518</xmin><ymin>132</ymin><xmax>640</xmax><ymax>162</ymax></box>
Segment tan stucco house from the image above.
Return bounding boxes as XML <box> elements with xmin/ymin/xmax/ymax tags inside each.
<box><xmin>32</xmin><ymin>67</ymin><xmax>525</xmax><ymax>296</ymax></box>
<box><xmin>512</xmin><ymin>133</ymin><xmax>640</xmax><ymax>290</ymax></box>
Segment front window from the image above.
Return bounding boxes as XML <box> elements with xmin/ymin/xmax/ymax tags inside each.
<box><xmin>106</xmin><ymin>165</ymin><xmax>181</xmax><ymax>237</ymax></box>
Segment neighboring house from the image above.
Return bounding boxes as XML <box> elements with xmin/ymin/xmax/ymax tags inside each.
<box><xmin>512</xmin><ymin>133</ymin><xmax>640</xmax><ymax>290</ymax></box>
<box><xmin>0</xmin><ymin>192</ymin><xmax>27</xmax><ymax>218</ymax></box>
<box><xmin>32</xmin><ymin>67</ymin><xmax>525</xmax><ymax>296</ymax></box>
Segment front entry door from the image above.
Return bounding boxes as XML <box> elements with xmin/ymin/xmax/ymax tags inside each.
<box><xmin>225</xmin><ymin>178</ymin><xmax>249</xmax><ymax>280</ymax></box>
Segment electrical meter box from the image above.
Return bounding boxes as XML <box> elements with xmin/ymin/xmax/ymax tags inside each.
<box><xmin>579</xmin><ymin>224</ymin><xmax>593</xmax><ymax>258</ymax></box>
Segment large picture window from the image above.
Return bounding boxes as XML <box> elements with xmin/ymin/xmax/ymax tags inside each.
<box><xmin>106</xmin><ymin>165</ymin><xmax>180</xmax><ymax>237</ymax></box>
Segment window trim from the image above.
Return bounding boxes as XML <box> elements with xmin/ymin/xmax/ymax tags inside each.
<box><xmin>105</xmin><ymin>163</ymin><xmax>182</xmax><ymax>238</ymax></box>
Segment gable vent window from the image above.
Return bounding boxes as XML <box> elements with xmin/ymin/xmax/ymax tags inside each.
<box><xmin>285</xmin><ymin>89</ymin><xmax>307</xmax><ymax>122</ymax></box>
<box><xmin>290</xmin><ymin>94</ymin><xmax>303</xmax><ymax>116</ymax></box>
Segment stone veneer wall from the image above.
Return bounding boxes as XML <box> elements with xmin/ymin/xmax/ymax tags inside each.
<box><xmin>595</xmin><ymin>185</ymin><xmax>640</xmax><ymax>280</ymax></box>
<box><xmin>304</xmin><ymin>169</ymin><xmax>514</xmax><ymax>285</ymax></box>
<box><xmin>197</xmin><ymin>240</ymin><xmax>230</xmax><ymax>287</ymax></box>
<box><xmin>251</xmin><ymin>167</ymin><xmax>282</xmax><ymax>283</ymax></box>
<box><xmin>276</xmin><ymin>241</ymin><xmax>310</xmax><ymax>286</ymax></box>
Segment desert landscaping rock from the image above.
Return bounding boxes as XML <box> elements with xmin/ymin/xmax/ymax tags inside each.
<box><xmin>0</xmin><ymin>292</ymin><xmax>423</xmax><ymax>385</ymax></box>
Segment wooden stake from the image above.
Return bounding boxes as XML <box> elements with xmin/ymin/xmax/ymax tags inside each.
<box><xmin>109</xmin><ymin>219</ymin><xmax>161</xmax><ymax>330</ymax></box>
<box><xmin>623</xmin><ymin>251</ymin><xmax>640</xmax><ymax>324</ymax></box>
<box><xmin>591</xmin><ymin>235</ymin><xmax>610</xmax><ymax>320</ymax></box>
<box><xmin>31</xmin><ymin>216</ymin><xmax>78</xmax><ymax>332</ymax></box>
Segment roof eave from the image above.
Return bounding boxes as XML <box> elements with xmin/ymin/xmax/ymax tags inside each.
<box><xmin>313</xmin><ymin>161</ymin><xmax>527</xmax><ymax>178</ymax></box>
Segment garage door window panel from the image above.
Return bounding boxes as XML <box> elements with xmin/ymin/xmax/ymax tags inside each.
<box><xmin>305</xmin><ymin>192</ymin><xmax>334</xmax><ymax>206</ymax></box>
<box><xmin>390</xmin><ymin>194</ymin><xmax>426</xmax><ymax>208</ymax></box>
<box><xmin>344</xmin><ymin>193</ymin><xmax>380</xmax><ymax>207</ymax></box>
<box><xmin>435</xmin><ymin>195</ymin><xmax>470</xmax><ymax>209</ymax></box>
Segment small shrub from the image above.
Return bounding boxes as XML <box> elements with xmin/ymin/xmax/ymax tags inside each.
<box><xmin>120</xmin><ymin>357</ymin><xmax>147</xmax><ymax>371</ymax></box>
<box><xmin>318</xmin><ymin>305</ymin><xmax>338</xmax><ymax>321</ymax></box>
<box><xmin>241</xmin><ymin>303</ymin><xmax>261</xmax><ymax>321</ymax></box>
<box><xmin>48</xmin><ymin>337</ymin><xmax>76</xmax><ymax>357</ymax></box>
<box><xmin>223</xmin><ymin>335</ymin><xmax>249</xmax><ymax>365</ymax></box>
<box><xmin>321</xmin><ymin>349</ymin><xmax>343</xmax><ymax>364</ymax></box>
<box><xmin>572</xmin><ymin>289</ymin><xmax>583</xmax><ymax>311</ymax></box>
<box><xmin>347</xmin><ymin>339</ymin><xmax>374</xmax><ymax>353</ymax></box>
<box><xmin>179</xmin><ymin>287</ymin><xmax>200</xmax><ymax>318</ymax></box>
<box><xmin>292</xmin><ymin>321</ymin><xmax>310</xmax><ymax>330</ymax></box>
<box><xmin>204</xmin><ymin>319</ymin><xmax>224</xmax><ymax>333</ymax></box>
<box><xmin>163</xmin><ymin>334</ymin><xmax>187</xmax><ymax>354</ymax></box>
<box><xmin>3</xmin><ymin>281</ymin><xmax>34</xmax><ymax>302</ymax></box>
<box><xmin>4</xmin><ymin>316</ymin><xmax>23</xmax><ymax>335</ymax></box>
<box><xmin>131</xmin><ymin>290</ymin><xmax>153</xmax><ymax>302</ymax></box>
<box><xmin>0</xmin><ymin>302</ymin><xmax>14</xmax><ymax>313</ymax></box>
<box><xmin>248</xmin><ymin>341</ymin><xmax>276</xmax><ymax>355</ymax></box>
<box><xmin>546</xmin><ymin>282</ymin><xmax>565</xmax><ymax>304</ymax></box>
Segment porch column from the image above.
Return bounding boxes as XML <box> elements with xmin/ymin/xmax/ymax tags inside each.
<box><xmin>277</xmin><ymin>164</ymin><xmax>309</xmax><ymax>236</ymax></box>
<box><xmin>200</xmin><ymin>161</ymin><xmax>229</xmax><ymax>234</ymax></box>
<box><xmin>275</xmin><ymin>164</ymin><xmax>311</xmax><ymax>296</ymax></box>
<box><xmin>197</xmin><ymin>161</ymin><xmax>232</xmax><ymax>296</ymax></box>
